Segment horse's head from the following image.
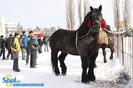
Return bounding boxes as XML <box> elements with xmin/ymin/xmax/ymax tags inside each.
<box><xmin>77</xmin><ymin>5</ymin><xmax>103</xmax><ymax>38</ymax></box>
<box><xmin>90</xmin><ymin>5</ymin><xmax>102</xmax><ymax>33</ymax></box>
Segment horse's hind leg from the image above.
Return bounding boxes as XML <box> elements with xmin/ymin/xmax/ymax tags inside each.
<box><xmin>110</xmin><ymin>48</ymin><xmax>114</xmax><ymax>60</ymax></box>
<box><xmin>58</xmin><ymin>52</ymin><xmax>68</xmax><ymax>75</ymax></box>
<box><xmin>51</xmin><ymin>51</ymin><xmax>60</xmax><ymax>76</ymax></box>
<box><xmin>102</xmin><ymin>48</ymin><xmax>107</xmax><ymax>63</ymax></box>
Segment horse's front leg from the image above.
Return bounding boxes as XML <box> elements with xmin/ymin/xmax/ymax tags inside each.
<box><xmin>81</xmin><ymin>56</ymin><xmax>89</xmax><ymax>83</ymax></box>
<box><xmin>88</xmin><ymin>53</ymin><xmax>98</xmax><ymax>81</ymax></box>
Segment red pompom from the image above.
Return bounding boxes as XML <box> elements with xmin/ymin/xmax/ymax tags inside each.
<box><xmin>101</xmin><ymin>19</ymin><xmax>107</xmax><ymax>29</ymax></box>
<box><xmin>87</xmin><ymin>18</ymin><xmax>107</xmax><ymax>29</ymax></box>
<box><xmin>87</xmin><ymin>20</ymin><xmax>92</xmax><ymax>28</ymax></box>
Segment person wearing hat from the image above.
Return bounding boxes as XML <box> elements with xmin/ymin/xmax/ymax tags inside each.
<box><xmin>5</xmin><ymin>34</ymin><xmax>14</xmax><ymax>60</ymax></box>
<box><xmin>24</xmin><ymin>31</ymin><xmax>38</xmax><ymax>65</ymax></box>
<box><xmin>28</xmin><ymin>34</ymin><xmax>38</xmax><ymax>68</ymax></box>
<box><xmin>11</xmin><ymin>32</ymin><xmax>21</xmax><ymax>72</ymax></box>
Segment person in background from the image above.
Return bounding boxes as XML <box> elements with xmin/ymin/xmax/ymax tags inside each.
<box><xmin>0</xmin><ymin>35</ymin><xmax>6</xmax><ymax>60</ymax></box>
<box><xmin>5</xmin><ymin>34</ymin><xmax>14</xmax><ymax>60</ymax></box>
<box><xmin>24</xmin><ymin>31</ymin><xmax>38</xmax><ymax>65</ymax></box>
<box><xmin>22</xmin><ymin>31</ymin><xmax>26</xmax><ymax>37</ymax></box>
<box><xmin>11</xmin><ymin>32</ymin><xmax>21</xmax><ymax>72</ymax></box>
<box><xmin>43</xmin><ymin>34</ymin><xmax>49</xmax><ymax>52</ymax></box>
<box><xmin>20</xmin><ymin>35</ymin><xmax>26</xmax><ymax>60</ymax></box>
<box><xmin>28</xmin><ymin>34</ymin><xmax>38</xmax><ymax>68</ymax></box>
<box><xmin>37</xmin><ymin>36</ymin><xmax>43</xmax><ymax>53</ymax></box>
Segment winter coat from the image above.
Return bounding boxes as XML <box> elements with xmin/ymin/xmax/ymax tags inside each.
<box><xmin>11</xmin><ymin>37</ymin><xmax>21</xmax><ymax>52</ymax></box>
<box><xmin>43</xmin><ymin>35</ymin><xmax>49</xmax><ymax>44</ymax></box>
<box><xmin>19</xmin><ymin>37</ymin><xmax>26</xmax><ymax>48</ymax></box>
<box><xmin>0</xmin><ymin>38</ymin><xmax>5</xmax><ymax>49</ymax></box>
<box><xmin>24</xmin><ymin>35</ymin><xmax>38</xmax><ymax>48</ymax></box>
<box><xmin>5</xmin><ymin>37</ymin><xmax>13</xmax><ymax>49</ymax></box>
<box><xmin>38</xmin><ymin>38</ymin><xmax>43</xmax><ymax>47</ymax></box>
<box><xmin>28</xmin><ymin>38</ymin><xmax>38</xmax><ymax>52</ymax></box>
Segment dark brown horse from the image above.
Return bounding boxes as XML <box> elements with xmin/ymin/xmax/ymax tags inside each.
<box><xmin>49</xmin><ymin>5</ymin><xmax>103</xmax><ymax>83</ymax></box>
<box><xmin>100</xmin><ymin>25</ymin><xmax>114</xmax><ymax>63</ymax></box>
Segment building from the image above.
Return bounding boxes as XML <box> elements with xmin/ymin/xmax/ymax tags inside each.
<box><xmin>0</xmin><ymin>16</ymin><xmax>18</xmax><ymax>36</ymax></box>
<box><xmin>0</xmin><ymin>16</ymin><xmax>6</xmax><ymax>35</ymax></box>
<box><xmin>5</xmin><ymin>21</ymin><xmax>17</xmax><ymax>34</ymax></box>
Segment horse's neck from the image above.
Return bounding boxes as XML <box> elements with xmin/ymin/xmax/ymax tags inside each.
<box><xmin>77</xmin><ymin>22</ymin><xmax>89</xmax><ymax>37</ymax></box>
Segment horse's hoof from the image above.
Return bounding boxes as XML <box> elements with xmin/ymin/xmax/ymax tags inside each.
<box><xmin>81</xmin><ymin>79</ymin><xmax>89</xmax><ymax>83</ymax></box>
<box><xmin>89</xmin><ymin>78</ymin><xmax>96</xmax><ymax>82</ymax></box>
<box><xmin>55</xmin><ymin>73</ymin><xmax>60</xmax><ymax>76</ymax></box>
<box><xmin>82</xmin><ymin>81</ymin><xmax>89</xmax><ymax>84</ymax></box>
<box><xmin>62</xmin><ymin>72</ymin><xmax>66</xmax><ymax>76</ymax></box>
<box><xmin>104</xmin><ymin>60</ymin><xmax>107</xmax><ymax>63</ymax></box>
<box><xmin>89</xmin><ymin>79</ymin><xmax>96</xmax><ymax>82</ymax></box>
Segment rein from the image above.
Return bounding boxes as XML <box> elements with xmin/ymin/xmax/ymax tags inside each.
<box><xmin>75</xmin><ymin>29</ymin><xmax>97</xmax><ymax>54</ymax></box>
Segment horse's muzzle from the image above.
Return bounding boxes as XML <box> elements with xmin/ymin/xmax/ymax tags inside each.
<box><xmin>91</xmin><ymin>26</ymin><xmax>100</xmax><ymax>33</ymax></box>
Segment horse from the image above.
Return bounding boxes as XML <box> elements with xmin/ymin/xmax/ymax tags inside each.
<box><xmin>49</xmin><ymin>5</ymin><xmax>103</xmax><ymax>83</ymax></box>
<box><xmin>100</xmin><ymin>25</ymin><xmax>114</xmax><ymax>63</ymax></box>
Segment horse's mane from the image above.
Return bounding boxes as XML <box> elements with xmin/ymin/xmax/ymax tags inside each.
<box><xmin>77</xmin><ymin>12</ymin><xmax>92</xmax><ymax>37</ymax></box>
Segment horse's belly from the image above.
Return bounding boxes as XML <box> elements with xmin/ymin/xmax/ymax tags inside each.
<box><xmin>62</xmin><ymin>47</ymin><xmax>79</xmax><ymax>55</ymax></box>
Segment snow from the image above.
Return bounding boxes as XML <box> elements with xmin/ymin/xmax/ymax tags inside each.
<box><xmin>0</xmin><ymin>48</ymin><xmax>132</xmax><ymax>88</ymax></box>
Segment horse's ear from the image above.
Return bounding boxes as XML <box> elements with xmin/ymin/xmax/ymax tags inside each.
<box><xmin>90</xmin><ymin>6</ymin><xmax>93</xmax><ymax>11</ymax></box>
<box><xmin>99</xmin><ymin>5</ymin><xmax>102</xmax><ymax>12</ymax></box>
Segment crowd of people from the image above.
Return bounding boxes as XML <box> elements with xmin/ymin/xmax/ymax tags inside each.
<box><xmin>0</xmin><ymin>31</ymin><xmax>49</xmax><ymax>72</ymax></box>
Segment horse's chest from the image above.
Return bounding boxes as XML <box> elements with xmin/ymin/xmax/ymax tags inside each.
<box><xmin>77</xmin><ymin>38</ymin><xmax>100</xmax><ymax>52</ymax></box>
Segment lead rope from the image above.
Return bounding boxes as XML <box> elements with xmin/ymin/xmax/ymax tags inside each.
<box><xmin>75</xmin><ymin>30</ymin><xmax>92</xmax><ymax>55</ymax></box>
<box><xmin>75</xmin><ymin>31</ymin><xmax>80</xmax><ymax>54</ymax></box>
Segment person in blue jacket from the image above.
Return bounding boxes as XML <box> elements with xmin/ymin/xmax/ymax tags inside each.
<box><xmin>24</xmin><ymin>31</ymin><xmax>38</xmax><ymax>65</ymax></box>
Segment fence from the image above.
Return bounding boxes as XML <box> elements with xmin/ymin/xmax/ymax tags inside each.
<box><xmin>115</xmin><ymin>35</ymin><xmax>133</xmax><ymax>80</ymax></box>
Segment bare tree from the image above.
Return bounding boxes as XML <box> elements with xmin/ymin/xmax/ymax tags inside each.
<box><xmin>77</xmin><ymin>0</ymin><xmax>90</xmax><ymax>26</ymax></box>
<box><xmin>84</xmin><ymin>0</ymin><xmax>90</xmax><ymax>17</ymax></box>
<box><xmin>113</xmin><ymin>0</ymin><xmax>121</xmax><ymax>58</ymax></box>
<box><xmin>17</xmin><ymin>22</ymin><xmax>23</xmax><ymax>33</ymax></box>
<box><xmin>113</xmin><ymin>0</ymin><xmax>120</xmax><ymax>30</ymax></box>
<box><xmin>123</xmin><ymin>0</ymin><xmax>132</xmax><ymax>29</ymax></box>
<box><xmin>66</xmin><ymin>0</ymin><xmax>75</xmax><ymax>30</ymax></box>
<box><xmin>78</xmin><ymin>0</ymin><xmax>82</xmax><ymax>26</ymax></box>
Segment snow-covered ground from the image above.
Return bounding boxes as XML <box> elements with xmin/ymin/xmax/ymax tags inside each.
<box><xmin>0</xmin><ymin>48</ymin><xmax>132</xmax><ymax>88</ymax></box>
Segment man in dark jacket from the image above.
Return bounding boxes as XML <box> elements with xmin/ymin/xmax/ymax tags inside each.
<box><xmin>5</xmin><ymin>34</ymin><xmax>13</xmax><ymax>60</ymax></box>
<box><xmin>24</xmin><ymin>31</ymin><xmax>38</xmax><ymax>65</ymax></box>
<box><xmin>0</xmin><ymin>35</ymin><xmax>6</xmax><ymax>60</ymax></box>
<box><xmin>28</xmin><ymin>34</ymin><xmax>38</xmax><ymax>68</ymax></box>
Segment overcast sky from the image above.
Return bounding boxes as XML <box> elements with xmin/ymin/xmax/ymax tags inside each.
<box><xmin>0</xmin><ymin>0</ymin><xmax>128</xmax><ymax>29</ymax></box>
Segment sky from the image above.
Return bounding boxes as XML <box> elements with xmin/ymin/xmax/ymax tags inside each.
<box><xmin>0</xmin><ymin>0</ymin><xmax>122</xmax><ymax>29</ymax></box>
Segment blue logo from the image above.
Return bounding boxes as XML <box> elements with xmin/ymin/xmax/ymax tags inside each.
<box><xmin>2</xmin><ymin>74</ymin><xmax>20</xmax><ymax>86</ymax></box>
<box><xmin>2</xmin><ymin>74</ymin><xmax>44</xmax><ymax>87</ymax></box>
